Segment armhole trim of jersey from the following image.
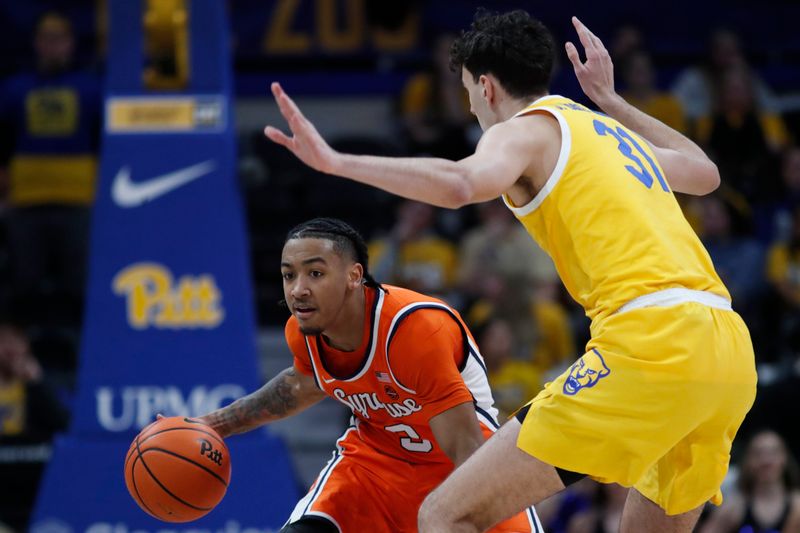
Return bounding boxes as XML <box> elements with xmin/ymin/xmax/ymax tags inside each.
<box><xmin>502</xmin><ymin>105</ymin><xmax>572</xmax><ymax>217</ymax></box>
<box><xmin>304</xmin><ymin>336</ymin><xmax>322</xmax><ymax>389</ymax></box>
<box><xmin>474</xmin><ymin>402</ymin><xmax>500</xmax><ymax>430</ymax></box>
<box><xmin>465</xmin><ymin>335</ymin><xmax>488</xmax><ymax>377</ymax></box>
<box><xmin>384</xmin><ymin>302</ymin><xmax>469</xmax><ymax>395</ymax></box>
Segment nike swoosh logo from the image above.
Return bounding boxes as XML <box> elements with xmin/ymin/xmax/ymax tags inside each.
<box><xmin>111</xmin><ymin>160</ymin><xmax>216</xmax><ymax>208</ymax></box>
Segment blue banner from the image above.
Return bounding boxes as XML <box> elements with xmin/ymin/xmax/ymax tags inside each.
<box><xmin>72</xmin><ymin>106</ymin><xmax>257</xmax><ymax>437</ymax></box>
<box><xmin>33</xmin><ymin>1</ymin><xmax>299</xmax><ymax>529</ymax></box>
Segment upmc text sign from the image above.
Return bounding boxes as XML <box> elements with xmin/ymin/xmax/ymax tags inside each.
<box><xmin>94</xmin><ymin>384</ymin><xmax>246</xmax><ymax>432</ymax></box>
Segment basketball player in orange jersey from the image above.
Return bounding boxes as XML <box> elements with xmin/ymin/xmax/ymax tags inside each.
<box><xmin>264</xmin><ymin>10</ymin><xmax>757</xmax><ymax>533</ymax></box>
<box><xmin>198</xmin><ymin>217</ymin><xmax>540</xmax><ymax>533</ymax></box>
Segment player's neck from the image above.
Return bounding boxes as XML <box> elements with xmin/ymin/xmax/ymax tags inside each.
<box><xmin>321</xmin><ymin>284</ymin><xmax>367</xmax><ymax>352</ymax></box>
<box><xmin>499</xmin><ymin>92</ymin><xmax>548</xmax><ymax>122</ymax></box>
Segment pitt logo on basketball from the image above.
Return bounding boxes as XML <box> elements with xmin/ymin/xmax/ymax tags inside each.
<box><xmin>333</xmin><ymin>388</ymin><xmax>421</xmax><ymax>420</ymax></box>
<box><xmin>198</xmin><ymin>439</ymin><xmax>223</xmax><ymax>466</ymax></box>
<box><xmin>112</xmin><ymin>262</ymin><xmax>224</xmax><ymax>329</ymax></box>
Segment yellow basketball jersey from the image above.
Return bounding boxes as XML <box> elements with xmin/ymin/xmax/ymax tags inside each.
<box><xmin>503</xmin><ymin>96</ymin><xmax>729</xmax><ymax>323</ymax></box>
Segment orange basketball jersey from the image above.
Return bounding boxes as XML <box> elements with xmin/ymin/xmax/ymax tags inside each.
<box><xmin>285</xmin><ymin>284</ymin><xmax>501</xmax><ymax>465</ymax></box>
<box><xmin>284</xmin><ymin>285</ymin><xmax>541</xmax><ymax>532</ymax></box>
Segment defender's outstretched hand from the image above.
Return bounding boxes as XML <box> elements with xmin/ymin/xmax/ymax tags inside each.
<box><xmin>265</xmin><ymin>82</ymin><xmax>338</xmax><ymax>174</ymax></box>
<box><xmin>565</xmin><ymin>17</ymin><xmax>616</xmax><ymax>107</ymax></box>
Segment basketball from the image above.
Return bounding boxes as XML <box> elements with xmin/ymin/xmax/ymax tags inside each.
<box><xmin>124</xmin><ymin>416</ymin><xmax>231</xmax><ymax>522</ymax></box>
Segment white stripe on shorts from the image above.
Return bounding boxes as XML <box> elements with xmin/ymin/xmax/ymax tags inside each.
<box><xmin>615</xmin><ymin>288</ymin><xmax>731</xmax><ymax>315</ymax></box>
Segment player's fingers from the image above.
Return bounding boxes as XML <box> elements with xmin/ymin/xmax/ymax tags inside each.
<box><xmin>565</xmin><ymin>42</ymin><xmax>584</xmax><ymax>70</ymax></box>
<box><xmin>156</xmin><ymin>413</ymin><xmax>164</xmax><ymax>420</ymax></box>
<box><xmin>270</xmin><ymin>82</ymin><xmax>287</xmax><ymax>113</ymax></box>
<box><xmin>271</xmin><ymin>82</ymin><xmax>297</xmax><ymax>121</ymax></box>
<box><xmin>572</xmin><ymin>16</ymin><xmax>596</xmax><ymax>53</ymax></box>
<box><xmin>590</xmin><ymin>32</ymin><xmax>608</xmax><ymax>57</ymax></box>
<box><xmin>272</xmin><ymin>83</ymin><xmax>307</xmax><ymax>125</ymax></box>
<box><xmin>264</xmin><ymin>125</ymin><xmax>293</xmax><ymax>148</ymax></box>
<box><xmin>593</xmin><ymin>31</ymin><xmax>608</xmax><ymax>52</ymax></box>
<box><xmin>275</xmin><ymin>95</ymin><xmax>294</xmax><ymax>122</ymax></box>
<box><xmin>579</xmin><ymin>19</ymin><xmax>605</xmax><ymax>52</ymax></box>
<box><xmin>574</xmin><ymin>16</ymin><xmax>595</xmax><ymax>40</ymax></box>
<box><xmin>602</xmin><ymin>48</ymin><xmax>614</xmax><ymax>69</ymax></box>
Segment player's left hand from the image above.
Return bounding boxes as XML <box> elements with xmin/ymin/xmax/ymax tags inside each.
<box><xmin>565</xmin><ymin>16</ymin><xmax>616</xmax><ymax>108</ymax></box>
<box><xmin>265</xmin><ymin>82</ymin><xmax>338</xmax><ymax>174</ymax></box>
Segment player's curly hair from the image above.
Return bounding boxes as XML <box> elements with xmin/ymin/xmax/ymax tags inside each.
<box><xmin>285</xmin><ymin>218</ymin><xmax>381</xmax><ymax>288</ymax></box>
<box><xmin>450</xmin><ymin>9</ymin><xmax>555</xmax><ymax>99</ymax></box>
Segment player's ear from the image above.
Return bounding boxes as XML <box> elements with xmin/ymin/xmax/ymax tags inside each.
<box><xmin>479</xmin><ymin>74</ymin><xmax>494</xmax><ymax>103</ymax></box>
<box><xmin>348</xmin><ymin>263</ymin><xmax>364</xmax><ymax>289</ymax></box>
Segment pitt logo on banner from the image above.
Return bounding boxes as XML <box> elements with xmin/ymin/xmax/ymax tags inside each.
<box><xmin>112</xmin><ymin>262</ymin><xmax>224</xmax><ymax>329</ymax></box>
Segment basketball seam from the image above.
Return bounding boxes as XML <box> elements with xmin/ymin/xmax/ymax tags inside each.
<box><xmin>129</xmin><ymin>453</ymin><xmax>160</xmax><ymax>518</ymax></box>
<box><xmin>123</xmin><ymin>426</ymin><xmax>145</xmax><ymax>476</ymax></box>
<box><xmin>138</xmin><ymin>426</ymin><xmax>227</xmax><ymax>448</ymax></box>
<box><xmin>127</xmin><ymin>425</ymin><xmax>226</xmax><ymax>473</ymax></box>
<box><xmin>127</xmin><ymin>426</ymin><xmax>145</xmax><ymax>467</ymax></box>
<box><xmin>134</xmin><ymin>434</ymin><xmax>214</xmax><ymax>512</ymax></box>
<box><xmin>141</xmin><ymin>447</ymin><xmax>229</xmax><ymax>487</ymax></box>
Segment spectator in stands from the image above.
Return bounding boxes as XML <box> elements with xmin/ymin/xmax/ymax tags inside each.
<box><xmin>755</xmin><ymin>145</ymin><xmax>800</xmax><ymax>243</ymax></box>
<box><xmin>478</xmin><ymin>317</ymin><xmax>542</xmax><ymax>419</ymax></box>
<box><xmin>742</xmin><ymin>341</ymin><xmax>800</xmax><ymax>468</ymax></box>
<box><xmin>609</xmin><ymin>23</ymin><xmax>643</xmax><ymax>67</ymax></box>
<box><xmin>458</xmin><ymin>199</ymin><xmax>557</xmax><ymax>302</ymax></box>
<box><xmin>672</xmin><ymin>28</ymin><xmax>778</xmax><ymax>121</ymax></box>
<box><xmin>396</xmin><ymin>33</ymin><xmax>475</xmax><ymax>160</ymax></box>
<box><xmin>695</xmin><ymin>65</ymin><xmax>789</xmax><ymax>203</ymax></box>
<box><xmin>700</xmin><ymin>429</ymin><xmax>800</xmax><ymax>532</ymax></box>
<box><xmin>457</xmin><ymin>199</ymin><xmax>573</xmax><ymax>374</ymax></box>
<box><xmin>767</xmin><ymin>206</ymin><xmax>800</xmax><ymax>310</ymax></box>
<box><xmin>699</xmin><ymin>194</ymin><xmax>765</xmax><ymax>338</ymax></box>
<box><xmin>779</xmin><ymin>146</ymin><xmax>800</xmax><ymax>221</ymax></box>
<box><xmin>0</xmin><ymin>322</ymin><xmax>69</xmax><ymax>533</ymax></box>
<box><xmin>765</xmin><ymin>206</ymin><xmax>800</xmax><ymax>356</ymax></box>
<box><xmin>0</xmin><ymin>323</ymin><xmax>69</xmax><ymax>440</ymax></box>
<box><xmin>369</xmin><ymin>199</ymin><xmax>458</xmax><ymax>297</ymax></box>
<box><xmin>0</xmin><ymin>11</ymin><xmax>101</xmax><ymax>328</ymax></box>
<box><xmin>620</xmin><ymin>49</ymin><xmax>687</xmax><ymax>134</ymax></box>
<box><xmin>464</xmin><ymin>275</ymin><xmax>575</xmax><ymax>380</ymax></box>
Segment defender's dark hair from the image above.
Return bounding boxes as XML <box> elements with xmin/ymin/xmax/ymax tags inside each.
<box><xmin>285</xmin><ymin>218</ymin><xmax>381</xmax><ymax>288</ymax></box>
<box><xmin>450</xmin><ymin>9</ymin><xmax>555</xmax><ymax>99</ymax></box>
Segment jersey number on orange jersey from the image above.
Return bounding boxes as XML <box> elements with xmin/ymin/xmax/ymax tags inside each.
<box><xmin>385</xmin><ymin>423</ymin><xmax>432</xmax><ymax>453</ymax></box>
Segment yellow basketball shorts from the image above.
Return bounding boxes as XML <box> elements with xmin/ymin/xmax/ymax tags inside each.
<box><xmin>516</xmin><ymin>302</ymin><xmax>757</xmax><ymax>515</ymax></box>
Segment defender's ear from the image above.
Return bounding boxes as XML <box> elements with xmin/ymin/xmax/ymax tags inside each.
<box><xmin>479</xmin><ymin>74</ymin><xmax>495</xmax><ymax>104</ymax></box>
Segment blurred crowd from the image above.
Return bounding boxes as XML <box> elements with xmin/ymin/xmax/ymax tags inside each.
<box><xmin>1</xmin><ymin>5</ymin><xmax>800</xmax><ymax>532</ymax></box>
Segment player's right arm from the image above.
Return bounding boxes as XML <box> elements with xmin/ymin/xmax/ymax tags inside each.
<box><xmin>565</xmin><ymin>17</ymin><xmax>720</xmax><ymax>196</ymax></box>
<box><xmin>198</xmin><ymin>364</ymin><xmax>326</xmax><ymax>438</ymax></box>
<box><xmin>264</xmin><ymin>82</ymin><xmax>535</xmax><ymax>209</ymax></box>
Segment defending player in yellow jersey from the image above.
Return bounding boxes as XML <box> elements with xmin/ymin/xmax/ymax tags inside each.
<box><xmin>503</xmin><ymin>92</ymin><xmax>755</xmax><ymax>514</ymax></box>
<box><xmin>263</xmin><ymin>10</ymin><xmax>757</xmax><ymax>533</ymax></box>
